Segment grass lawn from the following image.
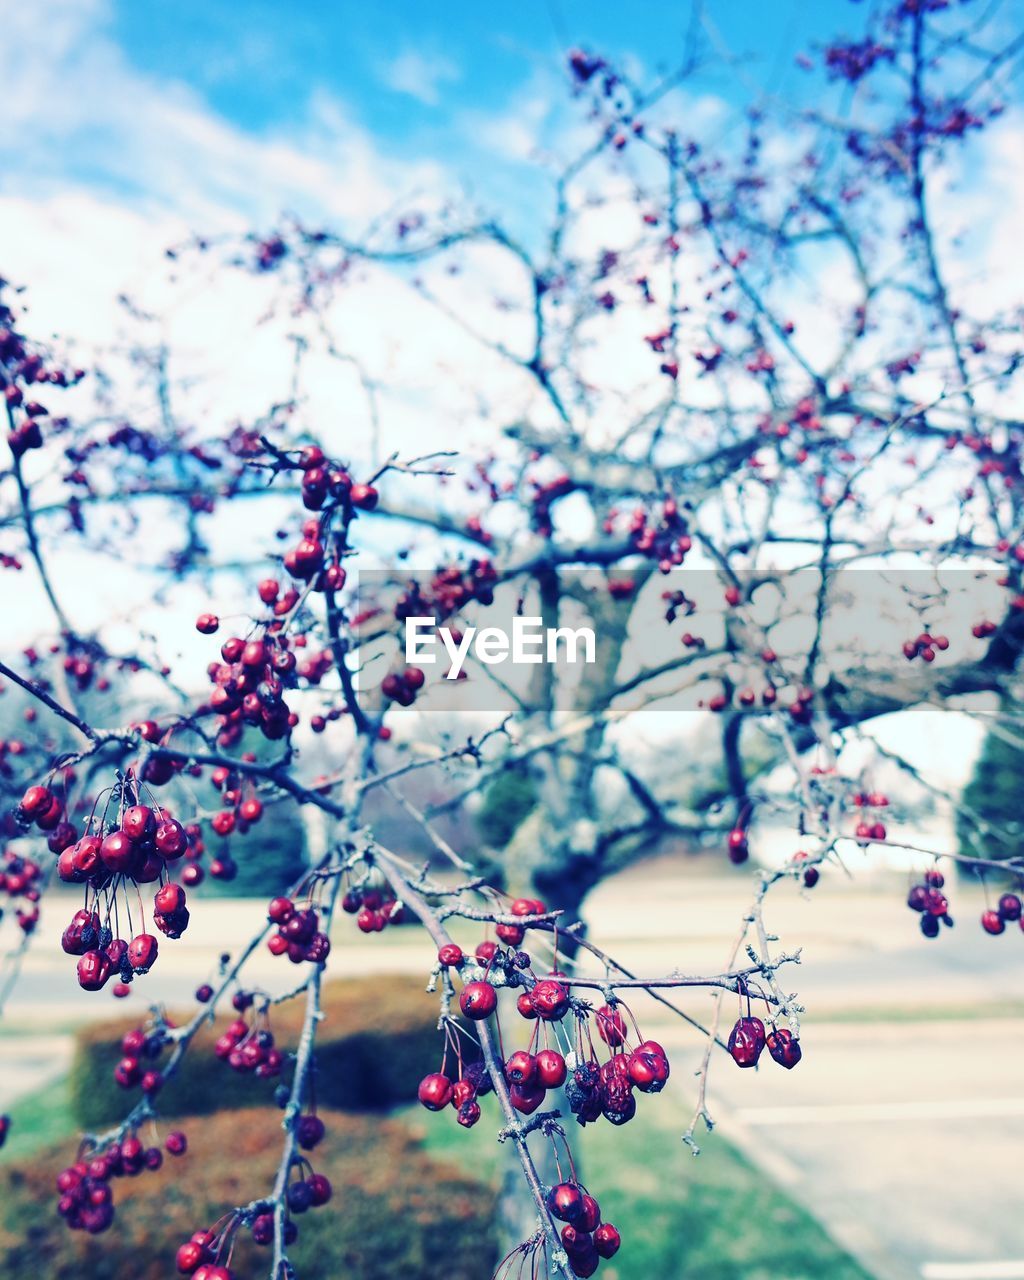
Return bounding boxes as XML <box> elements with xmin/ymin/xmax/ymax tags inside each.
<box><xmin>401</xmin><ymin>1098</ymin><xmax>874</xmax><ymax>1280</ymax></box>
<box><xmin>0</xmin><ymin>1076</ymin><xmax>76</xmax><ymax>1166</ymax></box>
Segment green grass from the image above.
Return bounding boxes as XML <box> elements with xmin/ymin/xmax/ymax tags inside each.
<box><xmin>0</xmin><ymin>1076</ymin><xmax>76</xmax><ymax>1166</ymax></box>
<box><xmin>401</xmin><ymin>1099</ymin><xmax>873</xmax><ymax>1280</ymax></box>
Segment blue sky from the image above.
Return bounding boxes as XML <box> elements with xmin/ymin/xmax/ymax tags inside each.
<box><xmin>110</xmin><ymin>0</ymin><xmax>853</xmax><ymax>140</ymax></box>
<box><xmin>0</xmin><ymin>0</ymin><xmax>879</xmax><ymax>245</ymax></box>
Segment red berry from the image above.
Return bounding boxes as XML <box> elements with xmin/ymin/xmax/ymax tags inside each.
<box><xmin>766</xmin><ymin>1027</ymin><xmax>802</xmax><ymax>1069</ymax></box>
<box><xmin>417</xmin><ymin>1072</ymin><xmax>454</xmax><ymax>1111</ymax></box>
<box><xmin>155</xmin><ymin>819</ymin><xmax>188</xmax><ymax>859</ymax></box>
<box><xmin>459</xmin><ymin>980</ymin><xmax>497</xmax><ymax>1021</ymax></box>
<box><xmin>594</xmin><ymin>1222</ymin><xmax>621</xmax><ymax>1258</ymax></box>
<box><xmin>627</xmin><ymin>1045</ymin><xmax>670</xmax><ymax>1092</ymax></box>
<box><xmin>530</xmin><ymin>978</ymin><xmax>570</xmax><ymax>1021</ymax></box>
<box><xmin>517</xmin><ymin>991</ymin><xmax>538</xmax><ymax>1019</ymax></box>
<box><xmin>77</xmin><ymin>950</ymin><xmax>112</xmax><ymax>991</ymax></box>
<box><xmin>19</xmin><ymin>784</ymin><xmax>52</xmax><ymax>817</ymax></box>
<box><xmin>510</xmin><ymin>897</ymin><xmax>545</xmax><ymax>917</ymax></box>
<box><xmin>509</xmin><ymin>1081</ymin><xmax>546</xmax><ymax>1114</ymax></box>
<box><xmin>595</xmin><ymin>1004</ymin><xmax>627</xmax><ymax>1047</ymax></box>
<box><xmin>176</xmin><ymin>1241</ymin><xmax>206</xmax><ymax>1274</ymax></box>
<box><xmin>505</xmin><ymin>1050</ymin><xmax>536</xmax><ymax>1086</ymax></box>
<box><xmin>981</xmin><ymin>909</ymin><xmax>1005</xmax><ymax>935</ymax></box>
<box><xmin>535</xmin><ymin>1048</ymin><xmax>567</xmax><ymax>1089</ymax></box>
<box><xmin>100</xmin><ymin>830</ymin><xmax>135</xmax><ymax>873</ymax></box>
<box><xmin>350</xmin><ymin>483</ymin><xmax>379</xmax><ymax>510</ymax></box>
<box><xmin>196</xmin><ymin>613</ymin><xmax>219</xmax><ymax>634</ymax></box>
<box><xmin>547</xmin><ymin>1181</ymin><xmax>584</xmax><ymax>1223</ymax></box>
<box><xmin>121</xmin><ymin>804</ymin><xmax>155</xmax><ymax>842</ymax></box>
<box><xmin>728</xmin><ymin>1016</ymin><xmax>765</xmax><ymax>1068</ymax></box>
<box><xmin>127</xmin><ymin>933</ymin><xmax>159</xmax><ymax>971</ymax></box>
<box><xmin>308</xmin><ymin>1172</ymin><xmax>332</xmax><ymax>1206</ymax></box>
<box><xmin>437</xmin><ymin>943</ymin><xmax>464</xmax><ymax>967</ymax></box>
<box><xmin>268</xmin><ymin>896</ymin><xmax>295</xmax><ymax>924</ymax></box>
<box><xmin>577</xmin><ymin>1193</ymin><xmax>601</xmax><ymax>1232</ymax></box>
<box><xmin>155</xmin><ymin>883</ymin><xmax>186</xmax><ymax>915</ymax></box>
<box><xmin>211</xmin><ymin>810</ymin><xmax>235</xmax><ymax>836</ymax></box>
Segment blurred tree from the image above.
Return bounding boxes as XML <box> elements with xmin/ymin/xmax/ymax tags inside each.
<box><xmin>958</xmin><ymin>701</ymin><xmax>1024</xmax><ymax>872</ymax></box>
<box><xmin>201</xmin><ymin>801</ymin><xmax>307</xmax><ymax>897</ymax></box>
<box><xmin>475</xmin><ymin>766</ymin><xmax>537</xmax><ymax>852</ymax></box>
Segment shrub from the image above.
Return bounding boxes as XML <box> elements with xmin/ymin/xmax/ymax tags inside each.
<box><xmin>70</xmin><ymin>976</ymin><xmax>471</xmax><ymax>1129</ymax></box>
<box><xmin>0</xmin><ymin>1107</ymin><xmax>497</xmax><ymax>1280</ymax></box>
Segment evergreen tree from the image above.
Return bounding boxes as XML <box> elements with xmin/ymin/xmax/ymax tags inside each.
<box><xmin>958</xmin><ymin>722</ymin><xmax>1024</xmax><ymax>868</ymax></box>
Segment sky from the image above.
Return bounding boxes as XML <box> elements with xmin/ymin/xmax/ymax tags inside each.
<box><xmin>0</xmin><ymin>0</ymin><xmax>1015</xmax><ymax>809</ymax></box>
<box><xmin>0</xmin><ymin>0</ymin><xmax>864</xmax><ymax>252</ymax></box>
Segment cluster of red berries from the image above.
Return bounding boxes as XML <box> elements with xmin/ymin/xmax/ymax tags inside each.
<box><xmin>176</xmin><ymin>1161</ymin><xmax>332</xmax><ymax>1275</ymax></box>
<box><xmin>606</xmin><ymin>497</ymin><xmax>692</xmax><ymax>574</ymax></box>
<box><xmin>197</xmin><ymin>766</ymin><xmax>267</xmax><ymax>882</ymax></box>
<box><xmin>852</xmin><ymin>789</ymin><xmax>890</xmax><ymax>844</ymax></box>
<box><xmin>390</xmin><ymin>561</ymin><xmax>500</xmax><ymax>633</ymax></box>
<box><xmin>728</xmin><ymin>1015</ymin><xmax>802</xmax><ymax>1069</ymax></box>
<box><xmin>266</xmin><ymin>896</ymin><xmax>332</xmax><ymax>963</ymax></box>
<box><xmin>381</xmin><ymin>665</ymin><xmax>426</xmax><ymax>706</ymax></box>
<box><xmin>16</xmin><ymin>780</ymin><xmax>77</xmax><ymax>854</ymax></box>
<box><xmin>902</xmin><ymin>631</ymin><xmax>949</xmax><ymax>662</ymax></box>
<box><xmin>113</xmin><ymin>1021</ymin><xmax>170</xmax><ymax>1094</ymax></box>
<box><xmin>1</xmin><ymin>288</ymin><xmax>84</xmax><ymax>459</ymax></box>
<box><xmin>705</xmin><ymin>680</ymin><xmax>813</xmax><ymax>725</ymax></box>
<box><xmin>559</xmin><ymin>1022</ymin><xmax>670</xmax><ymax>1129</ymax></box>
<box><xmin>55</xmin><ymin>791</ymin><xmax>189</xmax><ymax>887</ymax></box>
<box><xmin>50</xmin><ymin>775</ymin><xmax>191</xmax><ymax>991</ymax></box>
<box><xmin>7</xmin><ymin>413</ymin><xmax>44</xmax><ymax>457</ymax></box>
<box><xmin>726</xmin><ymin>982</ymin><xmax>802</xmax><ymax>1069</ymax></box>
<box><xmin>0</xmin><ymin>1114</ymin><xmax>9</xmax><ymax>1148</ymax></box>
<box><xmin>0</xmin><ymin>847</ymin><xmax>42</xmax><ymax>934</ymax></box>
<box><xmin>61</xmin><ymin>907</ymin><xmax>160</xmax><ymax>992</ymax></box>
<box><xmin>56</xmin><ymin>1128</ymin><xmax>185</xmax><ymax>1236</ymax></box>
<box><xmin>213</xmin><ymin>993</ymin><xmax>284</xmax><ymax>1078</ymax></box>
<box><xmin>293</xmin><ymin>443</ymin><xmax>378</xmax><ymax>517</ymax></box>
<box><xmin>906</xmin><ymin>868</ymin><xmax>958</xmax><ymax>938</ymax></box>
<box><xmin>792</xmin><ymin>851</ymin><xmax>821</xmax><ymax>888</ymax></box>
<box><xmin>175</xmin><ymin>1232</ymin><xmax>239</xmax><ymax>1279</ymax></box>
<box><xmin>418</xmin><ymin>1059</ymin><xmax>493</xmax><ymax>1130</ymax></box>
<box><xmin>341</xmin><ymin>882</ymin><xmax>404</xmax><ymax>933</ymax></box>
<box><xmin>432</xmin><ymin>910</ymin><xmax>674</xmax><ymax>1137</ymax></box>
<box><xmin>528</xmin><ymin>474</ymin><xmax>575</xmax><ymax>537</ymax></box>
<box><xmin>548</xmin><ymin>1185</ymin><xmax>620</xmax><ymax>1277</ymax></box>
<box><xmin>205</xmin><ymin>630</ymin><xmax>298</xmax><ymax>745</ymax></box>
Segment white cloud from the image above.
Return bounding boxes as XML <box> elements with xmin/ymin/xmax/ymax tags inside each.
<box><xmin>380</xmin><ymin>49</ymin><xmax>460</xmax><ymax>107</ymax></box>
<box><xmin>0</xmin><ymin>0</ymin><xmax>445</xmax><ymax>230</ymax></box>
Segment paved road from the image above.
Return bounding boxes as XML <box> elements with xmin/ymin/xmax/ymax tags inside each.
<box><xmin>668</xmin><ymin>1020</ymin><xmax>1024</xmax><ymax>1280</ymax></box>
<box><xmin>0</xmin><ymin>1034</ymin><xmax>73</xmax><ymax>1109</ymax></box>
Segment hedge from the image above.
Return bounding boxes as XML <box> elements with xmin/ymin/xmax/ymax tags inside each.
<box><xmin>0</xmin><ymin>1107</ymin><xmax>497</xmax><ymax>1280</ymax></box>
<box><xmin>71</xmin><ymin>975</ymin><xmax>472</xmax><ymax>1129</ymax></box>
